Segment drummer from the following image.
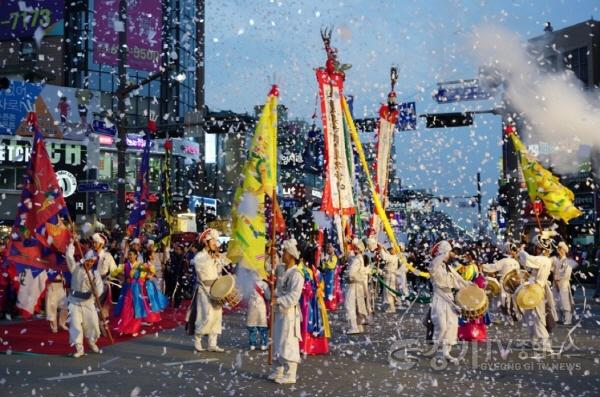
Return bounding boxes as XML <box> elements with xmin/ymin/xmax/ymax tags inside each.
<box><xmin>192</xmin><ymin>228</ymin><xmax>231</xmax><ymax>353</ymax></box>
<box><xmin>428</xmin><ymin>240</ymin><xmax>470</xmax><ymax>363</ymax></box>
<box><xmin>482</xmin><ymin>242</ymin><xmax>521</xmax><ymax>324</ymax></box>
<box><xmin>518</xmin><ymin>234</ymin><xmax>558</xmax><ymax>353</ymax></box>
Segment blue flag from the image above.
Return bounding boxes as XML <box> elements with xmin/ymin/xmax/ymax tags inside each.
<box><xmin>127</xmin><ymin>133</ymin><xmax>151</xmax><ymax>238</ymax></box>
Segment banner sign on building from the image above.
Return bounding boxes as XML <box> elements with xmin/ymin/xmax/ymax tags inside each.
<box><xmin>397</xmin><ymin>102</ymin><xmax>416</xmax><ymax>131</ymax></box>
<box><xmin>0</xmin><ymin>81</ymin><xmax>105</xmax><ymax>140</ymax></box>
<box><xmin>0</xmin><ymin>0</ymin><xmax>64</xmax><ymax>40</ymax></box>
<box><xmin>0</xmin><ymin>81</ymin><xmax>44</xmax><ymax>135</ymax></box>
<box><xmin>93</xmin><ymin>0</ymin><xmax>162</xmax><ymax>72</ymax></box>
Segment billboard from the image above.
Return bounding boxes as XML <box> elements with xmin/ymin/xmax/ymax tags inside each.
<box><xmin>0</xmin><ymin>0</ymin><xmax>64</xmax><ymax>40</ymax></box>
<box><xmin>0</xmin><ymin>80</ymin><xmax>106</xmax><ymax>140</ymax></box>
<box><xmin>93</xmin><ymin>0</ymin><xmax>162</xmax><ymax>72</ymax></box>
<box><xmin>433</xmin><ymin>79</ymin><xmax>492</xmax><ymax>103</ymax></box>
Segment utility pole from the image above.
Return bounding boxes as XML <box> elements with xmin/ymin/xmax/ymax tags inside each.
<box><xmin>195</xmin><ymin>0</ymin><xmax>207</xmax><ymax>198</ymax></box>
<box><xmin>476</xmin><ymin>171</ymin><xmax>482</xmax><ymax>236</ymax></box>
<box><xmin>115</xmin><ymin>0</ymin><xmax>128</xmax><ymax>230</ymax></box>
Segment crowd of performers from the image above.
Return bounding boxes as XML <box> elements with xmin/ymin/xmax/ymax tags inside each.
<box><xmin>0</xmin><ymin>225</ymin><xmax>585</xmax><ymax>383</ymax></box>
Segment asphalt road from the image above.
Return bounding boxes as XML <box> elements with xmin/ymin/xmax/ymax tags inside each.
<box><xmin>2</xmin><ymin>289</ymin><xmax>600</xmax><ymax>397</ymax></box>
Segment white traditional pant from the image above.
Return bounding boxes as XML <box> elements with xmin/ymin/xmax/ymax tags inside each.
<box><xmin>45</xmin><ymin>283</ymin><xmax>67</xmax><ymax>325</ymax></box>
<box><xmin>384</xmin><ymin>273</ymin><xmax>397</xmax><ymax>310</ymax></box>
<box><xmin>430</xmin><ymin>294</ymin><xmax>459</xmax><ymax>347</ymax></box>
<box><xmin>523</xmin><ymin>304</ymin><xmax>551</xmax><ymax>349</ymax></box>
<box><xmin>554</xmin><ymin>284</ymin><xmax>573</xmax><ymax>324</ymax></box>
<box><xmin>68</xmin><ymin>300</ymin><xmax>100</xmax><ymax>347</ymax></box>
<box><xmin>195</xmin><ymin>286</ymin><xmax>223</xmax><ymax>335</ymax></box>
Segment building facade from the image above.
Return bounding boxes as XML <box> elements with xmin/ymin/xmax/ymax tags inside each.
<box><xmin>0</xmin><ymin>0</ymin><xmax>202</xmax><ymax>229</ymax></box>
<box><xmin>523</xmin><ymin>19</ymin><xmax>600</xmax><ymax>249</ymax></box>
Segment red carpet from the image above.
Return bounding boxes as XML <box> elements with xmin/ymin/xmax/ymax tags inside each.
<box><xmin>0</xmin><ymin>305</ymin><xmax>189</xmax><ymax>355</ymax></box>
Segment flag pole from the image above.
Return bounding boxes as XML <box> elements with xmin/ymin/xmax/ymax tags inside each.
<box><xmin>268</xmin><ymin>187</ymin><xmax>277</xmax><ymax>365</ymax></box>
<box><xmin>66</xmin><ymin>214</ymin><xmax>114</xmax><ymax>344</ymax></box>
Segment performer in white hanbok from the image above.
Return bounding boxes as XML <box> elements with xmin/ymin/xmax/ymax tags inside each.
<box><xmin>345</xmin><ymin>238</ymin><xmax>369</xmax><ymax>334</ymax></box>
<box><xmin>429</xmin><ymin>240</ymin><xmax>470</xmax><ymax>362</ymax></box>
<box><xmin>482</xmin><ymin>242</ymin><xmax>520</xmax><ymax>324</ymax></box>
<box><xmin>45</xmin><ymin>271</ymin><xmax>67</xmax><ymax>333</ymax></box>
<box><xmin>192</xmin><ymin>228</ymin><xmax>230</xmax><ymax>352</ymax></box>
<box><xmin>92</xmin><ymin>233</ymin><xmax>116</xmax><ymax>320</ymax></box>
<box><xmin>269</xmin><ymin>239</ymin><xmax>304</xmax><ymax>385</ymax></box>
<box><xmin>518</xmin><ymin>235</ymin><xmax>558</xmax><ymax>353</ymax></box>
<box><xmin>552</xmin><ymin>242</ymin><xmax>575</xmax><ymax>326</ymax></box>
<box><xmin>377</xmin><ymin>242</ymin><xmax>399</xmax><ymax>313</ymax></box>
<box><xmin>65</xmin><ymin>241</ymin><xmax>103</xmax><ymax>358</ymax></box>
<box><xmin>396</xmin><ymin>243</ymin><xmax>409</xmax><ymax>307</ymax></box>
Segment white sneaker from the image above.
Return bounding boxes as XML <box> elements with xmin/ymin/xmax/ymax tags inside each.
<box><xmin>89</xmin><ymin>343</ymin><xmax>101</xmax><ymax>354</ymax></box>
<box><xmin>260</xmin><ymin>345</ymin><xmax>268</xmax><ymax>351</ymax></box>
<box><xmin>249</xmin><ymin>345</ymin><xmax>256</xmax><ymax>351</ymax></box>
<box><xmin>207</xmin><ymin>345</ymin><xmax>225</xmax><ymax>353</ymax></box>
<box><xmin>194</xmin><ymin>339</ymin><xmax>204</xmax><ymax>352</ymax></box>
<box><xmin>268</xmin><ymin>367</ymin><xmax>284</xmax><ymax>380</ymax></box>
<box><xmin>275</xmin><ymin>374</ymin><xmax>296</xmax><ymax>384</ymax></box>
<box><xmin>71</xmin><ymin>349</ymin><xmax>85</xmax><ymax>358</ymax></box>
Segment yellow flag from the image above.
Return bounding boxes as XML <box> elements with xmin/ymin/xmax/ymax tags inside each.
<box><xmin>510</xmin><ymin>132</ymin><xmax>582</xmax><ymax>223</ymax></box>
<box><xmin>227</xmin><ymin>86</ymin><xmax>278</xmax><ymax>278</ymax></box>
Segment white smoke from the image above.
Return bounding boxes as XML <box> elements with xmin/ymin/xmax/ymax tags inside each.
<box><xmin>471</xmin><ymin>24</ymin><xmax>600</xmax><ymax>174</ymax></box>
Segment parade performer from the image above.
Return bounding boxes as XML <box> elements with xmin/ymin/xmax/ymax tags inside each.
<box><xmin>396</xmin><ymin>243</ymin><xmax>410</xmax><ymax>307</ymax></box>
<box><xmin>269</xmin><ymin>239</ymin><xmax>304</xmax><ymax>384</ymax></box>
<box><xmin>191</xmin><ymin>228</ymin><xmax>230</xmax><ymax>353</ymax></box>
<box><xmin>246</xmin><ymin>278</ymin><xmax>270</xmax><ymax>351</ymax></box>
<box><xmin>321</xmin><ymin>243</ymin><xmax>343</xmax><ymax>311</ymax></box>
<box><xmin>298</xmin><ymin>249</ymin><xmax>330</xmax><ymax>355</ymax></box>
<box><xmin>482</xmin><ymin>242</ymin><xmax>521</xmax><ymax>324</ymax></box>
<box><xmin>65</xmin><ymin>241</ymin><xmax>103</xmax><ymax>358</ymax></box>
<box><xmin>457</xmin><ymin>252</ymin><xmax>490</xmax><ymax>342</ymax></box>
<box><xmin>345</xmin><ymin>238</ymin><xmax>369</xmax><ymax>334</ymax></box>
<box><xmin>45</xmin><ymin>270</ymin><xmax>67</xmax><ymax>333</ymax></box>
<box><xmin>429</xmin><ymin>240</ymin><xmax>470</xmax><ymax>362</ymax></box>
<box><xmin>146</xmin><ymin>240</ymin><xmax>168</xmax><ymax>293</ymax></box>
<box><xmin>142</xmin><ymin>249</ymin><xmax>169</xmax><ymax>318</ymax></box>
<box><xmin>518</xmin><ymin>235</ymin><xmax>558</xmax><ymax>352</ymax></box>
<box><xmin>552</xmin><ymin>242</ymin><xmax>575</xmax><ymax>326</ymax></box>
<box><xmin>377</xmin><ymin>241</ymin><xmax>399</xmax><ymax>313</ymax></box>
<box><xmin>93</xmin><ymin>233</ymin><xmax>116</xmax><ymax>320</ymax></box>
<box><xmin>112</xmin><ymin>248</ymin><xmax>160</xmax><ymax>335</ymax></box>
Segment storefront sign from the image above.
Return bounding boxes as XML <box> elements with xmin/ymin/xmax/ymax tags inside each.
<box><xmin>98</xmin><ymin>135</ymin><xmax>114</xmax><ymax>146</ymax></box>
<box><xmin>56</xmin><ymin>170</ymin><xmax>77</xmax><ymax>197</ymax></box>
<box><xmin>182</xmin><ymin>143</ymin><xmax>200</xmax><ymax>155</ymax></box>
<box><xmin>280</xmin><ymin>184</ymin><xmax>305</xmax><ymax>200</ymax></box>
<box><xmin>0</xmin><ymin>138</ymin><xmax>84</xmax><ymax>166</ymax></box>
<box><xmin>126</xmin><ymin>134</ymin><xmax>151</xmax><ymax>149</ymax></box>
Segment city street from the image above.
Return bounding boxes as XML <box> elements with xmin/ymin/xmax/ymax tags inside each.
<box><xmin>3</xmin><ymin>291</ymin><xmax>600</xmax><ymax>397</ymax></box>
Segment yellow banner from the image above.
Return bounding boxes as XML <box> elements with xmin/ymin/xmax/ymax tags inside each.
<box><xmin>341</xmin><ymin>97</ymin><xmax>429</xmax><ymax>278</ymax></box>
<box><xmin>227</xmin><ymin>88</ymin><xmax>278</xmax><ymax>278</ymax></box>
<box><xmin>510</xmin><ymin>133</ymin><xmax>581</xmax><ymax>224</ymax></box>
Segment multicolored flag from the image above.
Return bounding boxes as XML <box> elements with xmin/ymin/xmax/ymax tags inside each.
<box><xmin>5</xmin><ymin>112</ymin><xmax>72</xmax><ymax>272</ymax></box>
<box><xmin>371</xmin><ymin>89</ymin><xmax>400</xmax><ymax>236</ymax></box>
<box><xmin>228</xmin><ymin>86</ymin><xmax>281</xmax><ymax>279</ymax></box>
<box><xmin>127</xmin><ymin>132</ymin><xmax>151</xmax><ymax>238</ymax></box>
<box><xmin>506</xmin><ymin>124</ymin><xmax>582</xmax><ymax>223</ymax></box>
<box><xmin>4</xmin><ymin>112</ymin><xmax>72</xmax><ymax>316</ymax></box>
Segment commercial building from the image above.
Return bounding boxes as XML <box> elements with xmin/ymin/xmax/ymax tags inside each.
<box><xmin>0</xmin><ymin>0</ymin><xmax>203</xmax><ymax>229</ymax></box>
<box><xmin>523</xmin><ymin>19</ymin><xmax>600</xmax><ymax>249</ymax></box>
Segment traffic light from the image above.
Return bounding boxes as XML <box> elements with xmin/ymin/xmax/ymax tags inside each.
<box><xmin>421</xmin><ymin>112</ymin><xmax>473</xmax><ymax>128</ymax></box>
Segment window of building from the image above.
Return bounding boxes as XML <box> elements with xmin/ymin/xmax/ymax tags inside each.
<box><xmin>0</xmin><ymin>168</ymin><xmax>15</xmax><ymax>190</ymax></box>
<box><xmin>563</xmin><ymin>47</ymin><xmax>589</xmax><ymax>86</ymax></box>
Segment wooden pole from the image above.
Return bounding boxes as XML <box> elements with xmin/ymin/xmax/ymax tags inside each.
<box><xmin>268</xmin><ymin>188</ymin><xmax>277</xmax><ymax>365</ymax></box>
<box><xmin>67</xmin><ymin>215</ymin><xmax>114</xmax><ymax>344</ymax></box>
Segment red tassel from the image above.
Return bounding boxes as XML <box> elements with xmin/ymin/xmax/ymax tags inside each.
<box><xmin>268</xmin><ymin>85</ymin><xmax>279</xmax><ymax>97</ymax></box>
<box><xmin>148</xmin><ymin>119</ymin><xmax>157</xmax><ymax>133</ymax></box>
<box><xmin>504</xmin><ymin>124</ymin><xmax>516</xmax><ymax>136</ymax></box>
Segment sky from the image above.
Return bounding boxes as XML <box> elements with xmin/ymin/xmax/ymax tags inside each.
<box><xmin>204</xmin><ymin>0</ymin><xmax>600</xmax><ymax>233</ymax></box>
